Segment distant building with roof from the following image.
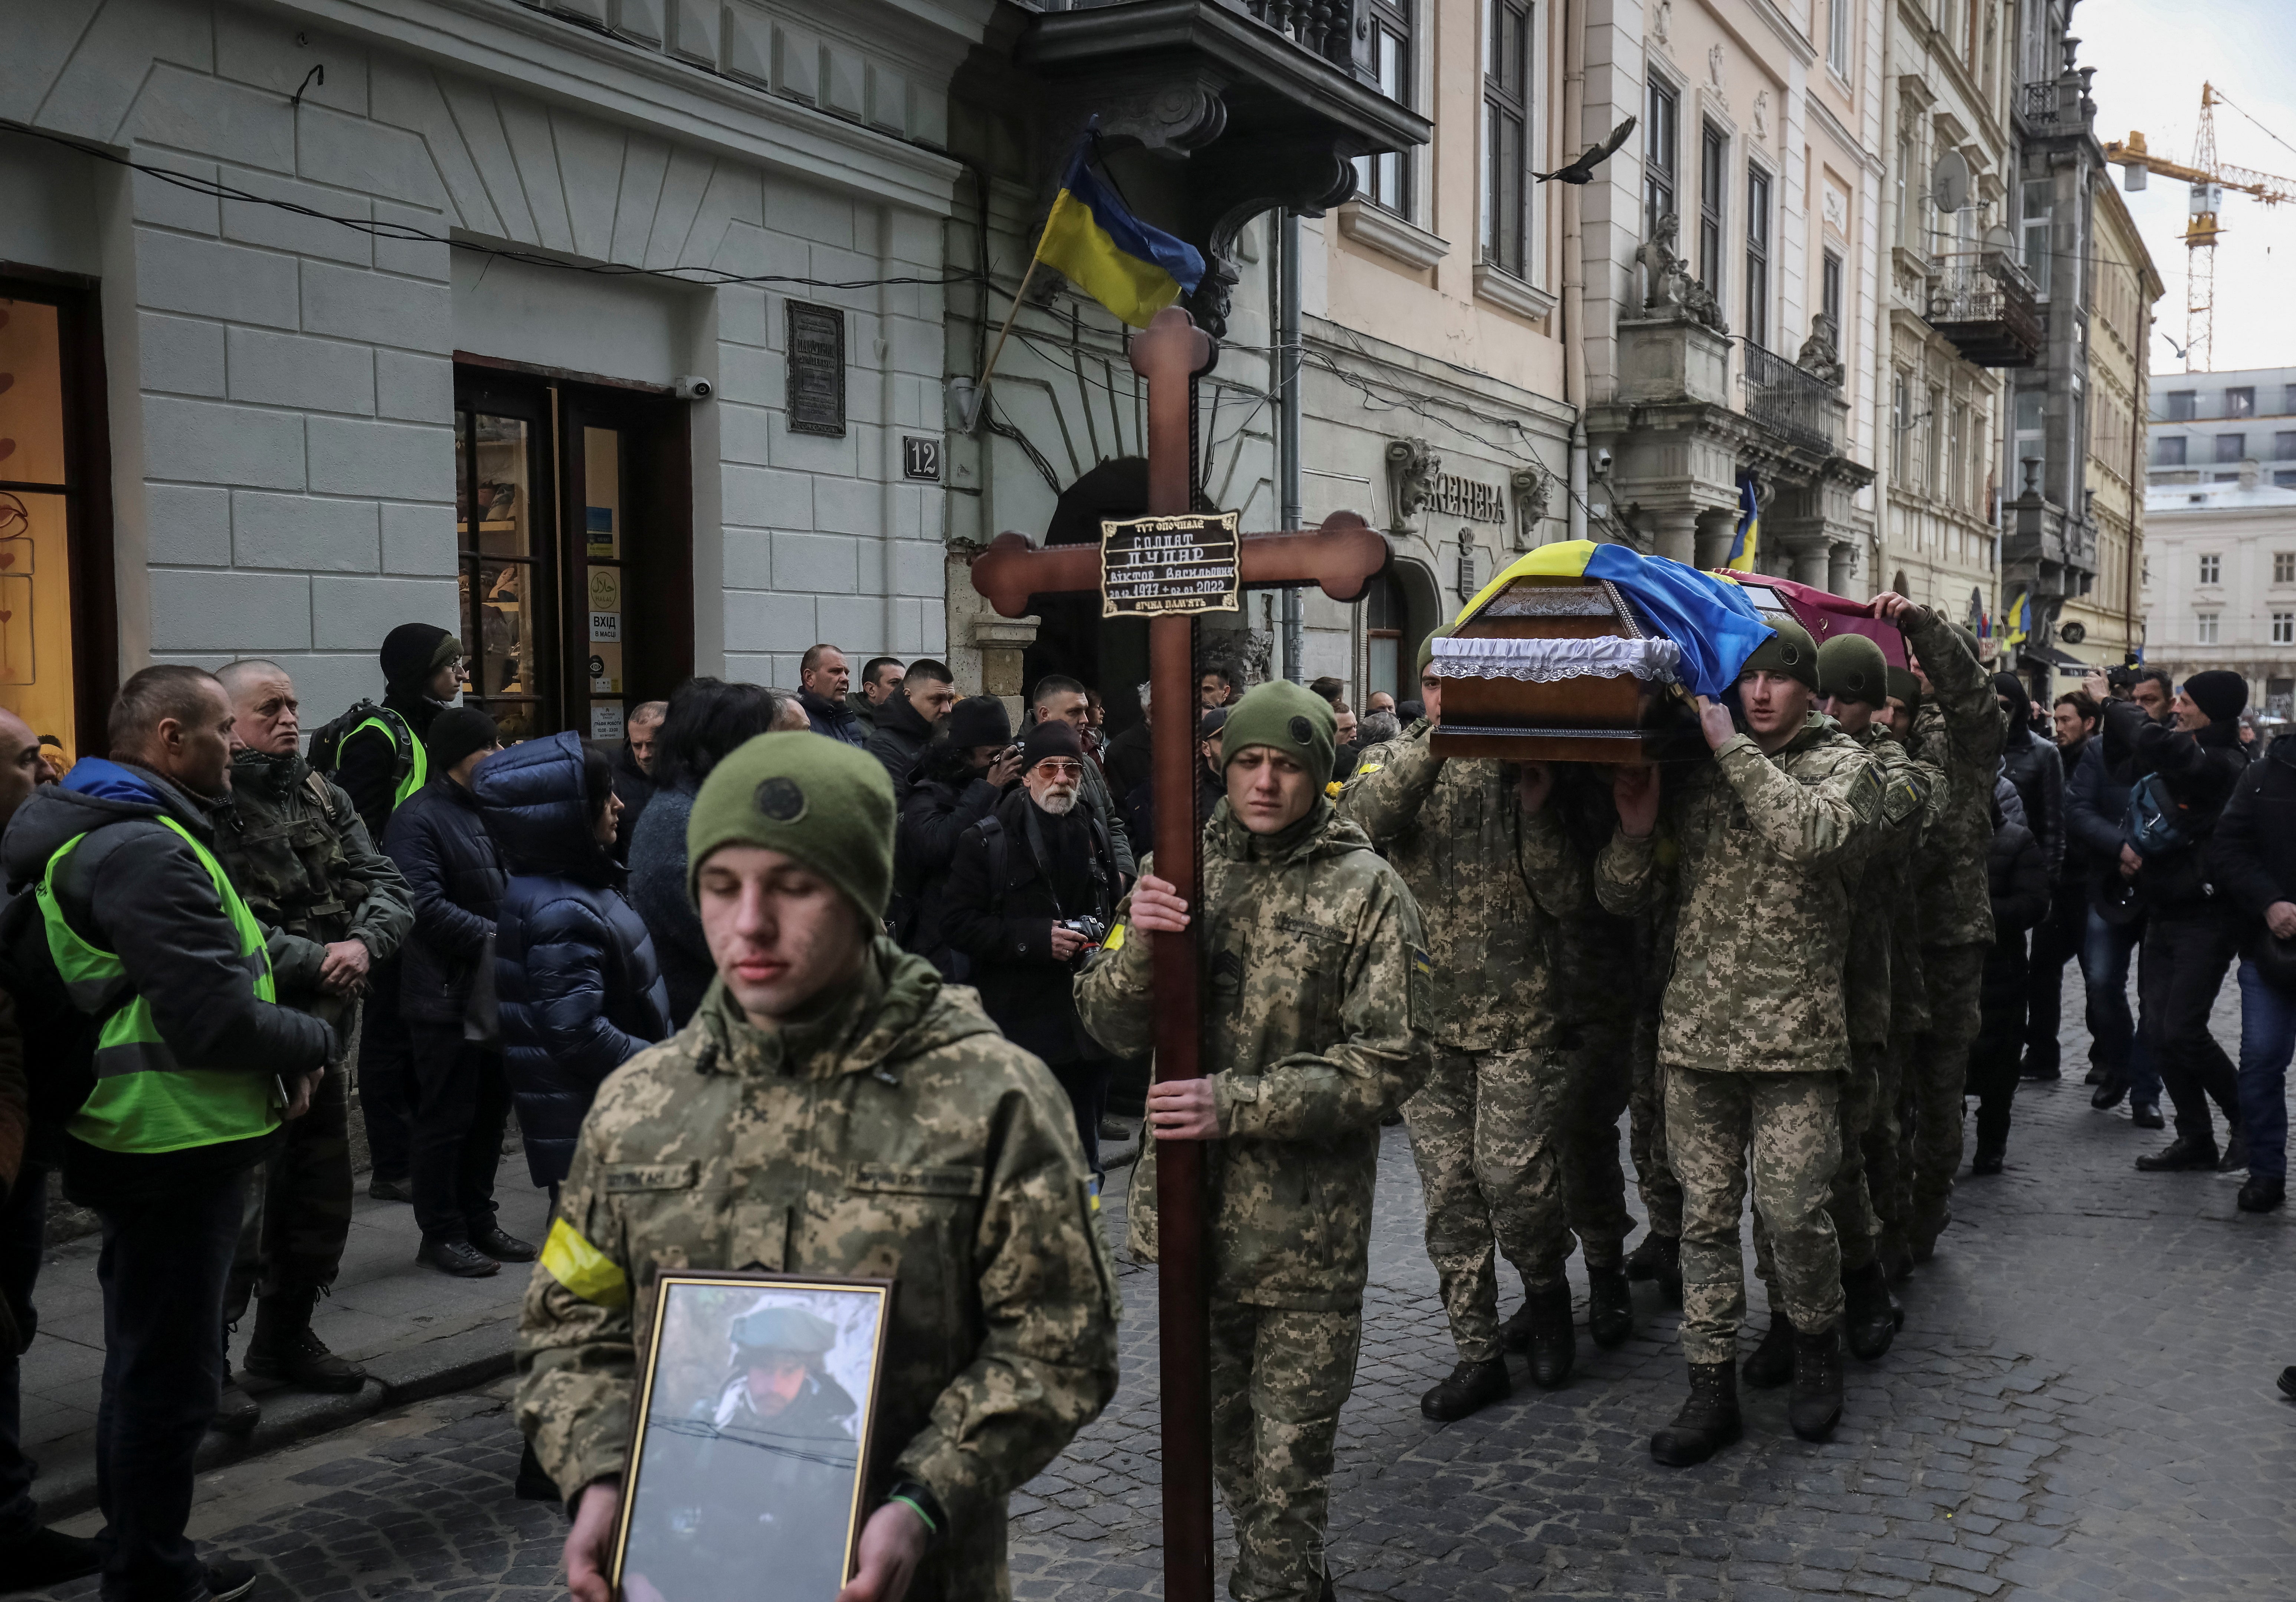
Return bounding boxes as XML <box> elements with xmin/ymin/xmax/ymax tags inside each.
<box><xmin>2142</xmin><ymin>462</ymin><xmax>2296</xmax><ymax>715</ymax></box>
<box><xmin>2146</xmin><ymin>364</ymin><xmax>2296</xmax><ymax>491</ymax></box>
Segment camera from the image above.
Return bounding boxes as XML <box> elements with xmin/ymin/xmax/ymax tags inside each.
<box><xmin>674</xmin><ymin>375</ymin><xmax>713</xmax><ymax>401</ymax></box>
<box><xmin>1061</xmin><ymin>915</ymin><xmax>1108</xmax><ymax>946</ymax></box>
<box><xmin>1592</xmin><ymin>446</ymin><xmax>1614</xmax><ymax>478</ymax></box>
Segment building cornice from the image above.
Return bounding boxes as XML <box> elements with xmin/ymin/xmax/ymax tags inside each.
<box><xmin>1335</xmin><ymin>201</ymin><xmax>1451</xmax><ymax>272</ymax></box>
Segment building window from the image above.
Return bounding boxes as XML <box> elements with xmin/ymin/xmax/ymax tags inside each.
<box><xmin>1895</xmin><ymin>127</ymin><xmax>1915</xmax><ymax>249</ymax></box>
<box><xmin>1822</xmin><ymin>249</ymin><xmax>1844</xmax><ymax>330</ymax></box>
<box><xmin>2227</xmin><ymin>386</ymin><xmax>2257</xmax><ymax>418</ymax></box>
<box><xmin>2281</xmin><ymin>471</ymin><xmax>2296</xmax><ymax>489</ymax></box>
<box><xmin>2165</xmin><ymin>390</ymin><xmax>2196</xmax><ymax>421</ymax></box>
<box><xmin>2275</xmin><ymin>613</ymin><xmax>2295</xmax><ymax>646</ymax></box>
<box><xmin>2284</xmin><ymin>384</ymin><xmax>2296</xmax><ymax>415</ymax></box>
<box><xmin>1644</xmin><ymin>75</ymin><xmax>1679</xmax><ymax>243</ymax></box>
<box><xmin>1366</xmin><ymin>573</ymin><xmax>1410</xmax><ymax>702</ymax></box>
<box><xmin>1926</xmin><ymin>384</ymin><xmax>1945</xmax><ymax>494</ymax></box>
<box><xmin>2199</xmin><ymin>553</ymin><xmax>2222</xmax><ymax>584</ymax></box>
<box><xmin>2217</xmin><ymin>433</ymin><xmax>2247</xmax><ymax>464</ymax></box>
<box><xmin>455</xmin><ymin>366</ymin><xmax>694</xmax><ymax>743</ymax></box>
<box><xmin>2154</xmin><ymin>435</ymin><xmax>2187</xmax><ymax>466</ymax></box>
<box><xmin>2197</xmin><ymin>611</ymin><xmax>2221</xmax><ymax>645</ymax></box>
<box><xmin>2276</xmin><ymin>432</ymin><xmax>2296</xmax><ymax>461</ymax></box>
<box><xmin>1483</xmin><ymin>0</ymin><xmax>1532</xmax><ymax>275</ymax></box>
<box><xmin>1698</xmin><ymin>124</ymin><xmax>1727</xmax><ymax>298</ymax></box>
<box><xmin>2276</xmin><ymin>551</ymin><xmax>2296</xmax><ymax>584</ymax></box>
<box><xmin>1891</xmin><ymin>371</ymin><xmax>1910</xmax><ymax>481</ymax></box>
<box><xmin>1745</xmin><ymin>167</ymin><xmax>1771</xmax><ymax>348</ymax></box>
<box><xmin>1828</xmin><ymin>0</ymin><xmax>1851</xmax><ymax>76</ymax></box>
<box><xmin>2014</xmin><ymin>390</ymin><xmax>2046</xmax><ymax>491</ymax></box>
<box><xmin>1949</xmin><ymin>403</ymin><xmax>1969</xmax><ymax>510</ymax></box>
<box><xmin>1358</xmin><ymin>0</ymin><xmax>1414</xmax><ymax>213</ymax></box>
<box><xmin>2021</xmin><ymin>179</ymin><xmax>2051</xmax><ymax>286</ymax></box>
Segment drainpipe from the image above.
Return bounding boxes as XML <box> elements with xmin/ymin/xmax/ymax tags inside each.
<box><xmin>1278</xmin><ymin>209</ymin><xmax>1305</xmax><ymax>680</ymax></box>
<box><xmin>1562</xmin><ymin>0</ymin><xmax>1589</xmax><ymax>541</ymax></box>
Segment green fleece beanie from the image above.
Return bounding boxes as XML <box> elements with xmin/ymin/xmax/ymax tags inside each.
<box><xmin>1739</xmin><ymin>619</ymin><xmax>1820</xmax><ymax>692</ymax></box>
<box><xmin>1221</xmin><ymin>680</ymin><xmax>1337</xmax><ymax>787</ymax></box>
<box><xmin>686</xmin><ymin>731</ymin><xmax>895</xmax><ymax>919</ymax></box>
<box><xmin>1816</xmin><ymin>634</ymin><xmax>1890</xmax><ymax>707</ymax></box>
<box><xmin>1886</xmin><ymin>665</ymin><xmax>1922</xmax><ymax>708</ymax></box>
<box><xmin>1415</xmin><ymin>626</ymin><xmax>1451</xmax><ymax>680</ymax></box>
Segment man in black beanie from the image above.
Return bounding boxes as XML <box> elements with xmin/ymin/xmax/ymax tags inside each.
<box><xmin>892</xmin><ymin>696</ymin><xmax>1021</xmax><ymax>975</ymax></box>
<box><xmin>2126</xmin><ymin>669</ymin><xmax>2253</xmax><ymax>1173</ymax></box>
<box><xmin>943</xmin><ymin>716</ymin><xmax>1123</xmax><ymax>1176</ymax></box>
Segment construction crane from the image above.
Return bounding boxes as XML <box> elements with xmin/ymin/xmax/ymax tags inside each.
<box><xmin>2105</xmin><ymin>82</ymin><xmax>2296</xmax><ymax>372</ymax></box>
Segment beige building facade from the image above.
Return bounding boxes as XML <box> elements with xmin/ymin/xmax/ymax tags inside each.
<box><xmin>2141</xmin><ymin>472</ymin><xmax>2296</xmax><ymax>717</ymax></box>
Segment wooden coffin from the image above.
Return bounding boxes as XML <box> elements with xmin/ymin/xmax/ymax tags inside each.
<box><xmin>1428</xmin><ymin>574</ymin><xmax>1702</xmax><ymax>765</ymax></box>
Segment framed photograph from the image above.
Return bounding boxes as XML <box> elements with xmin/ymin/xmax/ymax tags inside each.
<box><xmin>612</xmin><ymin>1272</ymin><xmax>893</xmax><ymax>1602</ymax></box>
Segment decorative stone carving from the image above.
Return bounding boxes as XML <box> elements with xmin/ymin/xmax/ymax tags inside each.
<box><xmin>1385</xmin><ymin>438</ymin><xmax>1440</xmax><ymax>532</ymax></box>
<box><xmin>1636</xmin><ymin>212</ymin><xmax>1689</xmax><ymax>311</ymax></box>
<box><xmin>1752</xmin><ymin>89</ymin><xmax>1769</xmax><ymax>143</ymax></box>
<box><xmin>1234</xmin><ymin>629</ymin><xmax>1275</xmax><ymax>687</ymax></box>
<box><xmin>1796</xmin><ymin>311</ymin><xmax>1847</xmax><ymax>387</ymax></box>
<box><xmin>1510</xmin><ymin>465</ymin><xmax>1553</xmax><ymax>550</ymax></box>
<box><xmin>1707</xmin><ymin>45</ymin><xmax>1726</xmax><ymax>102</ymax></box>
<box><xmin>1653</xmin><ymin>0</ymin><xmax>1671</xmax><ymax>46</ymax></box>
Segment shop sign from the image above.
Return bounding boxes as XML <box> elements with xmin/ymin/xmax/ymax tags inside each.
<box><xmin>1429</xmin><ymin>473</ymin><xmax>1507</xmax><ymax>523</ymax></box>
<box><xmin>1100</xmin><ymin>512</ymin><xmax>1241</xmax><ymax>617</ymax></box>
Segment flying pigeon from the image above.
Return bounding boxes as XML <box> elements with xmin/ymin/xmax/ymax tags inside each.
<box><xmin>1536</xmin><ymin>116</ymin><xmax>1638</xmax><ymax>184</ymax></box>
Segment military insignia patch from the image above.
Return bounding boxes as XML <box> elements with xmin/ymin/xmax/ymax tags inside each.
<box><xmin>1411</xmin><ymin>946</ymin><xmax>1434</xmax><ymax>977</ymax></box>
<box><xmin>1849</xmin><ymin>763</ymin><xmax>1886</xmax><ymax>819</ymax></box>
<box><xmin>1288</xmin><ymin>715</ymin><xmax>1314</xmax><ymax>742</ymax></box>
<box><xmin>754</xmin><ymin>776</ymin><xmax>807</xmax><ymax>822</ymax></box>
<box><xmin>1884</xmin><ymin>775</ymin><xmax>1924</xmax><ymax>825</ymax></box>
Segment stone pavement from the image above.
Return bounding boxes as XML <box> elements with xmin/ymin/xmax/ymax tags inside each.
<box><xmin>16</xmin><ymin>976</ymin><xmax>2296</xmax><ymax>1601</ymax></box>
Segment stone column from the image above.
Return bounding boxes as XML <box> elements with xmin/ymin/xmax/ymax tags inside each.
<box><xmin>1788</xmin><ymin>541</ymin><xmax>1830</xmax><ymax>588</ymax></box>
<box><xmin>942</xmin><ymin>546</ymin><xmax>1040</xmax><ymax>724</ymax></box>
<box><xmin>1649</xmin><ymin>507</ymin><xmax>1702</xmax><ymax>565</ymax></box>
<box><xmin>1693</xmin><ymin>507</ymin><xmax>1738</xmax><ymax>571</ymax></box>
<box><xmin>1827</xmin><ymin>542</ymin><xmax>1859</xmax><ymax>596</ymax></box>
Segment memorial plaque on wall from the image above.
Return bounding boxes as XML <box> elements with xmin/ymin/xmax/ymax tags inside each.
<box><xmin>785</xmin><ymin>302</ymin><xmax>846</xmax><ymax>437</ymax></box>
<box><xmin>1100</xmin><ymin>512</ymin><xmax>1241</xmax><ymax>618</ymax></box>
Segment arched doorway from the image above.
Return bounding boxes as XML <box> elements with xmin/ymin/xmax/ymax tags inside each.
<box><xmin>1366</xmin><ymin>555</ymin><xmax>1443</xmax><ymax>703</ymax></box>
<box><xmin>1021</xmin><ymin>458</ymin><xmax>1153</xmax><ymax>725</ymax></box>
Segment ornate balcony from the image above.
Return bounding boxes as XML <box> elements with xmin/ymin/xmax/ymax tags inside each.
<box><xmin>1741</xmin><ymin>344</ymin><xmax>1841</xmax><ymax>455</ymax></box>
<box><xmin>1925</xmin><ymin>253</ymin><xmax>2043</xmax><ymax>367</ymax></box>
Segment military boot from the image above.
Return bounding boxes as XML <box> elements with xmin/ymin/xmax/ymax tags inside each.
<box><xmin>1420</xmin><ymin>1357</ymin><xmax>1510</xmax><ymax>1422</ymax></box>
<box><xmin>1649</xmin><ymin>1362</ymin><xmax>1741</xmax><ymax>1467</ymax></box>
<box><xmin>243</xmin><ymin>1285</ymin><xmax>368</xmax><ymax>1395</ymax></box>
<box><xmin>1741</xmin><ymin>1317</ymin><xmax>1794</xmax><ymax>1389</ymax></box>
<box><xmin>1788</xmin><ymin>1324</ymin><xmax>1845</xmax><ymax>1442</ymax></box>
<box><xmin>1587</xmin><ymin>1267</ymin><xmax>1634</xmax><ymax>1350</ymax></box>
<box><xmin>1624</xmin><ymin>1231</ymin><xmax>1683</xmax><ymax>1306</ymax></box>
<box><xmin>1517</xmin><ymin>1282</ymin><xmax>1576</xmax><ymax>1390</ymax></box>
<box><xmin>213</xmin><ymin>1317</ymin><xmax>259</xmax><ymax>1435</ymax></box>
<box><xmin>1909</xmin><ymin>1208</ymin><xmax>1950</xmax><ymax>1264</ymax></box>
<box><xmin>1841</xmin><ymin>1259</ymin><xmax>1904</xmax><ymax>1362</ymax></box>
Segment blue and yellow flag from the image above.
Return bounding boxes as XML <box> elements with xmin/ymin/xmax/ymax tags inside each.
<box><xmin>1725</xmin><ymin>476</ymin><xmax>1760</xmax><ymax>573</ymax></box>
<box><xmin>1035</xmin><ymin>137</ymin><xmax>1206</xmax><ymax>329</ymax></box>
<box><xmin>2003</xmin><ymin>589</ymin><xmax>2030</xmax><ymax>648</ymax></box>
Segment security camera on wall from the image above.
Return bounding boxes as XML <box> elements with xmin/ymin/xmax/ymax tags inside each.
<box><xmin>674</xmin><ymin>375</ymin><xmax>713</xmax><ymax>400</ymax></box>
<box><xmin>1593</xmin><ymin>446</ymin><xmax>1615</xmax><ymax>478</ymax></box>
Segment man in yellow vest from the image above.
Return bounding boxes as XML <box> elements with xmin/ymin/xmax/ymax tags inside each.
<box><xmin>2</xmin><ymin>666</ymin><xmax>334</xmax><ymax>1602</ymax></box>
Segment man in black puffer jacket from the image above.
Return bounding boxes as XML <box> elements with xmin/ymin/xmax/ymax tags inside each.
<box><xmin>2208</xmin><ymin>729</ymin><xmax>2296</xmax><ymax>1212</ymax></box>
<box><xmin>381</xmin><ymin>709</ymin><xmax>518</xmax><ymax>1278</ymax></box>
<box><xmin>2119</xmin><ymin>670</ymin><xmax>2252</xmax><ymax>1174</ymax></box>
<box><xmin>1966</xmin><ymin>799</ymin><xmax>2049</xmax><ymax>1175</ymax></box>
<box><xmin>893</xmin><ymin>696</ymin><xmax>1020</xmax><ymax>975</ymax></box>
<box><xmin>2024</xmin><ymin>691</ymin><xmax>2098</xmax><ymax>1082</ymax></box>
<box><xmin>1993</xmin><ymin>673</ymin><xmax>2063</xmax><ymax>884</ymax></box>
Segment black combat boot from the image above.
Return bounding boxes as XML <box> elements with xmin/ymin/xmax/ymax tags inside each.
<box><xmin>243</xmin><ymin>1285</ymin><xmax>368</xmax><ymax>1394</ymax></box>
<box><xmin>1623</xmin><ymin>1231</ymin><xmax>1683</xmax><ymax>1307</ymax></box>
<box><xmin>1740</xmin><ymin>1318</ymin><xmax>1794</xmax><ymax>1389</ymax></box>
<box><xmin>1788</xmin><ymin>1324</ymin><xmax>1845</xmax><ymax>1442</ymax></box>
<box><xmin>1649</xmin><ymin>1362</ymin><xmax>1741</xmax><ymax>1467</ymax></box>
<box><xmin>1841</xmin><ymin>1259</ymin><xmax>1903</xmax><ymax>1362</ymax></box>
<box><xmin>1587</xmin><ymin>1267</ymin><xmax>1634</xmax><ymax>1350</ymax></box>
<box><xmin>213</xmin><ymin>1317</ymin><xmax>259</xmax><ymax>1435</ymax></box>
<box><xmin>2135</xmin><ymin>1134</ymin><xmax>2218</xmax><ymax>1172</ymax></box>
<box><xmin>1909</xmin><ymin>1208</ymin><xmax>1950</xmax><ymax>1264</ymax></box>
<box><xmin>1519</xmin><ymin>1282</ymin><xmax>1575</xmax><ymax>1390</ymax></box>
<box><xmin>1969</xmin><ymin>1140</ymin><xmax>2006</xmax><ymax>1176</ymax></box>
<box><xmin>2239</xmin><ymin>1176</ymin><xmax>2286</xmax><ymax>1213</ymax></box>
<box><xmin>1420</xmin><ymin>1357</ymin><xmax>1510</xmax><ymax>1422</ymax></box>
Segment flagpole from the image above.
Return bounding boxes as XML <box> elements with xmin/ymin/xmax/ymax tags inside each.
<box><xmin>966</xmin><ymin>243</ymin><xmax>1047</xmax><ymax>433</ymax></box>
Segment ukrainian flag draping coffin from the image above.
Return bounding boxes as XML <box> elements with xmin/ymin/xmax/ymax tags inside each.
<box><xmin>1428</xmin><ymin>541</ymin><xmax>1775</xmax><ymax>766</ymax></box>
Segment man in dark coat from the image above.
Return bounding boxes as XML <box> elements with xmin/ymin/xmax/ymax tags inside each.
<box><xmin>2070</xmin><ymin>669</ymin><xmax>2167</xmax><ymax>1121</ymax></box>
<box><xmin>847</xmin><ymin>655</ymin><xmax>904</xmax><ymax>736</ymax></box>
<box><xmin>2024</xmin><ymin>690</ymin><xmax>2099</xmax><ymax>1081</ymax></box>
<box><xmin>866</xmin><ymin>659</ymin><xmax>957</xmax><ymax>792</ymax></box>
<box><xmin>943</xmin><ymin>719</ymin><xmax>1122</xmax><ymax>1175</ymax></box>
<box><xmin>1967</xmin><ymin>799</ymin><xmax>2050</xmax><ymax>1174</ymax></box>
<box><xmin>892</xmin><ymin>697</ymin><xmax>1019</xmax><ymax>975</ymax></box>
<box><xmin>611</xmin><ymin>700</ymin><xmax>666</xmax><ymax>860</ymax></box>
<box><xmin>2210</xmin><ymin>725</ymin><xmax>2296</xmax><ymax>1212</ymax></box>
<box><xmin>796</xmin><ymin>645</ymin><xmax>867</xmax><ymax>746</ymax></box>
<box><xmin>1102</xmin><ymin>681</ymin><xmax>1153</xmax><ymax>801</ymax></box>
<box><xmin>382</xmin><ymin>709</ymin><xmax>522</xmax><ymax>1278</ymax></box>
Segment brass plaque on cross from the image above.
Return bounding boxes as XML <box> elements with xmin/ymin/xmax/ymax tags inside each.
<box><xmin>1100</xmin><ymin>512</ymin><xmax>1241</xmax><ymax>618</ymax></box>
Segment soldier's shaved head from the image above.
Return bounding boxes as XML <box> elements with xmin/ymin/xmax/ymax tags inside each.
<box><xmin>220</xmin><ymin>659</ymin><xmax>302</xmax><ymax>756</ymax></box>
<box><xmin>216</xmin><ymin>658</ymin><xmax>293</xmax><ymax>700</ymax></box>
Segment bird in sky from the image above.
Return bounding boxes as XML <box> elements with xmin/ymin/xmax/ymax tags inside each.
<box><xmin>1536</xmin><ymin>117</ymin><xmax>1638</xmax><ymax>184</ymax></box>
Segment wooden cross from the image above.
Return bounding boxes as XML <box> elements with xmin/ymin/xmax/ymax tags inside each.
<box><xmin>968</xmin><ymin>306</ymin><xmax>1392</xmax><ymax>1602</ymax></box>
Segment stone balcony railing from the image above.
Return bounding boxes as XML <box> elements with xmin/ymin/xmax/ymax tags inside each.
<box><xmin>1741</xmin><ymin>343</ymin><xmax>1842</xmax><ymax>455</ymax></box>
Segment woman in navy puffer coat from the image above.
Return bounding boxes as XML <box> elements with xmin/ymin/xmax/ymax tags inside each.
<box><xmin>473</xmin><ymin>731</ymin><xmax>671</xmax><ymax>1190</ymax></box>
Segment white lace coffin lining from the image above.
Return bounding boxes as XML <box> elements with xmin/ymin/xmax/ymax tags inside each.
<box><xmin>1430</xmin><ymin>635</ymin><xmax>1683</xmax><ymax>684</ymax></box>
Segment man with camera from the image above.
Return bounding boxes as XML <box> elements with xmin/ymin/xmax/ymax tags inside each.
<box><xmin>942</xmin><ymin>718</ymin><xmax>1124</xmax><ymax>1177</ymax></box>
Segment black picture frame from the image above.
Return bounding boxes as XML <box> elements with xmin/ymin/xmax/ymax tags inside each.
<box><xmin>612</xmin><ymin>1270</ymin><xmax>895</xmax><ymax>1601</ymax></box>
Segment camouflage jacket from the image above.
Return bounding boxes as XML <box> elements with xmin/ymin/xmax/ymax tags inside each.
<box><xmin>214</xmin><ymin>749</ymin><xmax>412</xmax><ymax>1034</ymax></box>
<box><xmin>1596</xmin><ymin>714</ymin><xmax>1882</xmax><ymax>1074</ymax></box>
<box><xmin>1842</xmin><ymin>723</ymin><xmax>1940</xmax><ymax>1044</ymax></box>
<box><xmin>1074</xmin><ymin>798</ymin><xmax>1428</xmax><ymax>1311</ymax></box>
<box><xmin>1336</xmin><ymin>721</ymin><xmax>1585</xmax><ymax>1052</ymax></box>
<box><xmin>1903</xmin><ymin>607</ymin><xmax>2004</xmax><ymax>950</ymax></box>
<box><xmin>514</xmin><ymin>943</ymin><xmax>1120</xmax><ymax>1601</ymax></box>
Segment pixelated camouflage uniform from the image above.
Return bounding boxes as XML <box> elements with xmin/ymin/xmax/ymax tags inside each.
<box><xmin>1596</xmin><ymin>713</ymin><xmax>1881</xmax><ymax>1365</ymax></box>
<box><xmin>1900</xmin><ymin>610</ymin><xmax>2003</xmax><ymax>1238</ymax></box>
<box><xmin>1335</xmin><ymin>724</ymin><xmax>1586</xmax><ymax>1364</ymax></box>
<box><xmin>1075</xmin><ymin>797</ymin><xmax>1426</xmax><ymax>1602</ymax></box>
<box><xmin>213</xmin><ymin>749</ymin><xmax>411</xmax><ymax>1316</ymax></box>
<box><xmin>1753</xmin><ymin>721</ymin><xmax>1935</xmax><ymax>1288</ymax></box>
<box><xmin>1628</xmin><ymin>896</ymin><xmax>1683</xmax><ymax>1238</ymax></box>
<box><xmin>1548</xmin><ymin>769</ymin><xmax>1641</xmax><ymax>1274</ymax></box>
<box><xmin>515</xmin><ymin>943</ymin><xmax>1121</xmax><ymax>1602</ymax></box>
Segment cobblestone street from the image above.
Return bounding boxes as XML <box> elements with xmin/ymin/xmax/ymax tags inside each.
<box><xmin>20</xmin><ymin>987</ymin><xmax>2294</xmax><ymax>1602</ymax></box>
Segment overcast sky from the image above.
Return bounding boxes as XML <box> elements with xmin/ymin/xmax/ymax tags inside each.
<box><xmin>2079</xmin><ymin>0</ymin><xmax>2296</xmax><ymax>378</ymax></box>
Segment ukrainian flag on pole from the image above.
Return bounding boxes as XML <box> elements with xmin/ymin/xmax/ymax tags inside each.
<box><xmin>1035</xmin><ymin>132</ymin><xmax>1206</xmax><ymax>328</ymax></box>
<box><xmin>1725</xmin><ymin>476</ymin><xmax>1760</xmax><ymax>572</ymax></box>
<box><xmin>2003</xmin><ymin>589</ymin><xmax>2030</xmax><ymax>649</ymax></box>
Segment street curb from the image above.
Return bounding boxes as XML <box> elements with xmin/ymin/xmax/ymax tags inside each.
<box><xmin>32</xmin><ymin>1317</ymin><xmax>518</xmax><ymax>1524</ymax></box>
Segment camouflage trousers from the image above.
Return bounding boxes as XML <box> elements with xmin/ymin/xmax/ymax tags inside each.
<box><xmin>1910</xmin><ymin>944</ymin><xmax>1988</xmax><ymax>1234</ymax></box>
<box><xmin>1628</xmin><ymin>1001</ymin><xmax>1682</xmax><ymax>1239</ymax></box>
<box><xmin>227</xmin><ymin>1015</ymin><xmax>360</xmax><ymax>1322</ymax></box>
<box><xmin>1403</xmin><ymin>1045</ymin><xmax>1570</xmax><ymax>1364</ymax></box>
<box><xmin>1667</xmin><ymin>1065</ymin><xmax>1843</xmax><ymax>1366</ymax></box>
<box><xmin>1208</xmin><ymin>1299</ymin><xmax>1362</xmax><ymax>1602</ymax></box>
<box><xmin>1867</xmin><ymin>1032</ymin><xmax>1917</xmax><ymax>1261</ymax></box>
<box><xmin>1755</xmin><ymin>1042</ymin><xmax>1881</xmax><ymax>1291</ymax></box>
<box><xmin>1561</xmin><ymin>1024</ymin><xmax>1634</xmax><ymax>1272</ymax></box>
